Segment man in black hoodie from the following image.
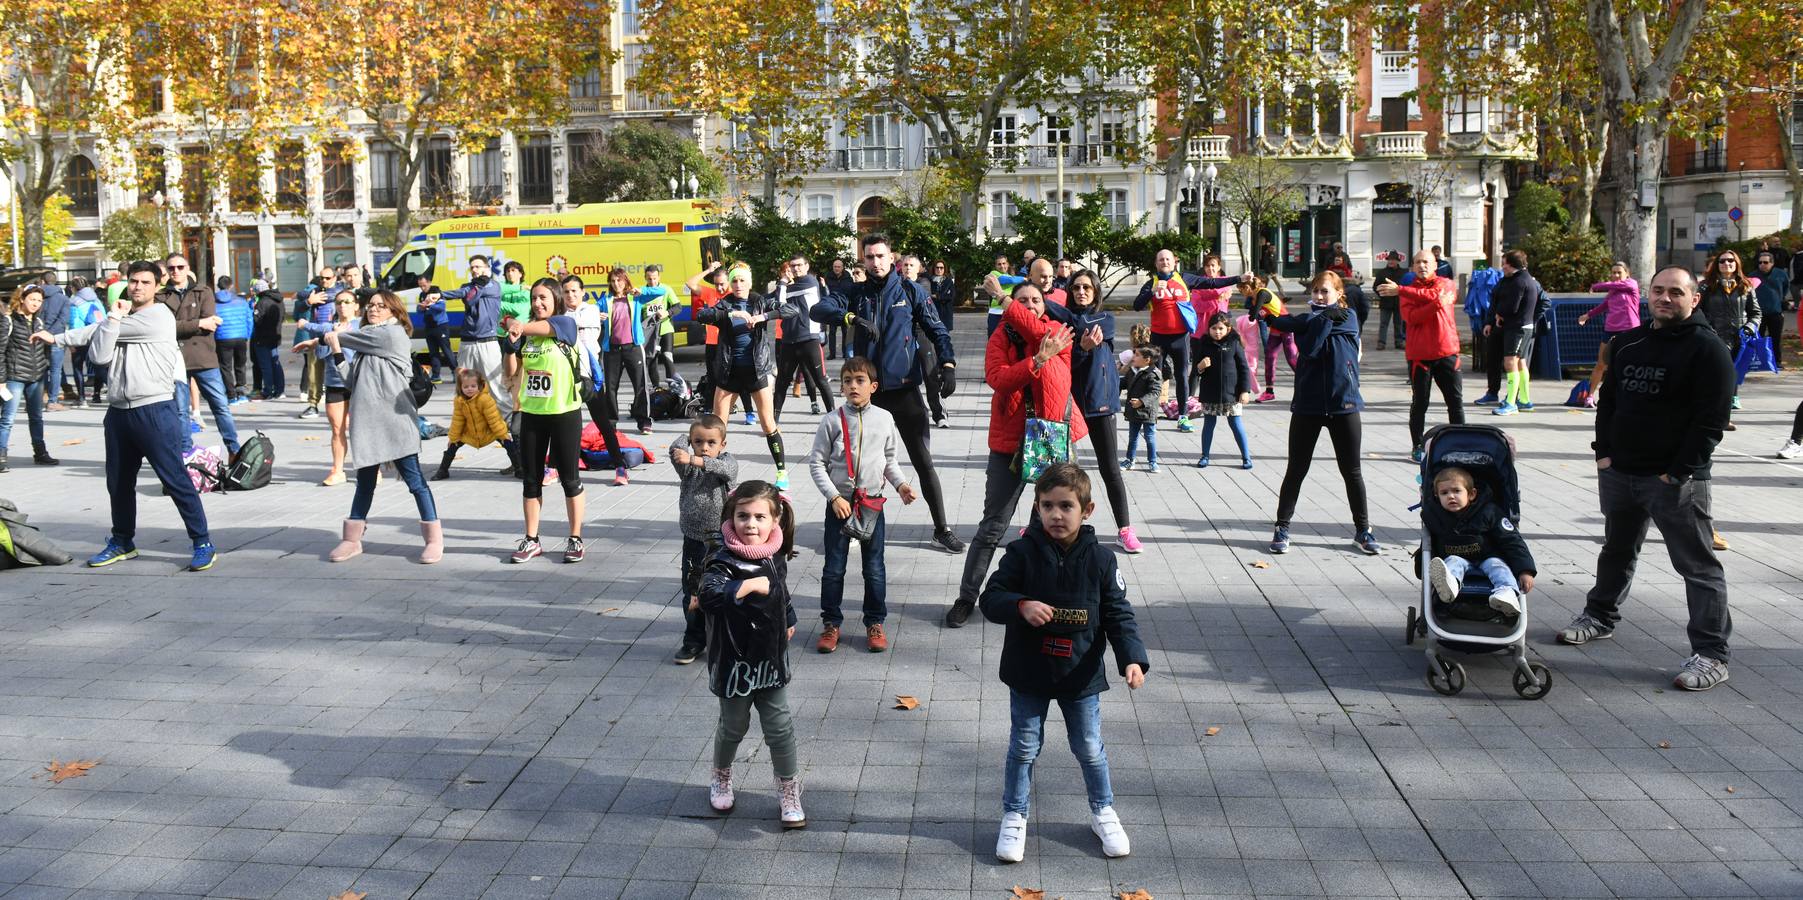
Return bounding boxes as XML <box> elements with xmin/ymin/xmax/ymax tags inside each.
<box><xmin>1558</xmin><ymin>266</ymin><xmax>1735</xmax><ymax>692</ymax></box>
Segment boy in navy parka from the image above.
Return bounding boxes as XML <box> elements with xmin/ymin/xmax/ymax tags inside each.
<box><xmin>979</xmin><ymin>463</ymin><xmax>1150</xmax><ymax>864</ymax></box>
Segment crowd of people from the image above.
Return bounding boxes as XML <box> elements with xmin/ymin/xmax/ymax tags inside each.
<box><xmin>3</xmin><ymin>230</ymin><xmax>1796</xmax><ymax>858</ymax></box>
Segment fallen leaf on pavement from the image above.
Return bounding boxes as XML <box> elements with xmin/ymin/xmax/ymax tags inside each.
<box><xmin>893</xmin><ymin>695</ymin><xmax>919</xmax><ymax>710</ymax></box>
<box><xmin>301</xmin><ymin>435</ymin><xmax>320</xmax><ymax>441</ymax></box>
<box><xmin>1121</xmin><ymin>890</ymin><xmax>1155</xmax><ymax>900</ymax></box>
<box><xmin>1657</xmin><ymin>740</ymin><xmax>1671</xmax><ymax>749</ymax></box>
<box><xmin>1250</xmin><ymin>560</ymin><xmax>1270</xmax><ymax>569</ymax></box>
<box><xmin>61</xmin><ymin>438</ymin><xmax>84</xmax><ymax>446</ymax></box>
<box><xmin>39</xmin><ymin>760</ymin><xmax>99</xmax><ymax>783</ymax></box>
<box><xmin>1726</xmin><ymin>786</ymin><xmax>1735</xmax><ymax>793</ymax></box>
<box><xmin>1011</xmin><ymin>887</ymin><xmax>1045</xmax><ymax>900</ymax></box>
<box><xmin>328</xmin><ymin>892</ymin><xmax>367</xmax><ymax>900</ymax></box>
<box><xmin>1204</xmin><ymin>727</ymin><xmax>1220</xmax><ymax>736</ymax></box>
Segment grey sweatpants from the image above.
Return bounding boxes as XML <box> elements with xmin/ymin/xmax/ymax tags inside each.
<box><xmin>1583</xmin><ymin>468</ymin><xmax>1732</xmax><ymax>660</ymax></box>
<box><xmin>458</xmin><ymin>340</ymin><xmax>512</xmax><ymax>418</ymax></box>
<box><xmin>715</xmin><ymin>685</ymin><xmax>798</xmax><ymax>777</ymax></box>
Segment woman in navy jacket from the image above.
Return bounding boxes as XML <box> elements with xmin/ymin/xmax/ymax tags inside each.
<box><xmin>1261</xmin><ymin>271</ymin><xmax>1376</xmax><ymax>556</ymax></box>
<box><xmin>1064</xmin><ymin>269</ymin><xmax>1140</xmax><ymax>554</ymax></box>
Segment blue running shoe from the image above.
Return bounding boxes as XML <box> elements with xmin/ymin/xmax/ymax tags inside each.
<box><xmin>1269</xmin><ymin>527</ymin><xmax>1290</xmax><ymax>554</ymax></box>
<box><xmin>773</xmin><ymin>471</ymin><xmax>789</xmax><ymax>490</ymax></box>
<box><xmin>744</xmin><ymin>412</ymin><xmax>758</xmax><ymax>426</ymax></box>
<box><xmin>86</xmin><ymin>538</ymin><xmax>138</xmax><ymax>568</ymax></box>
<box><xmin>1517</xmin><ymin>402</ymin><xmax>1535</xmax><ymax>412</ymax></box>
<box><xmin>1473</xmin><ymin>392</ymin><xmax>1499</xmax><ymax>405</ymax></box>
<box><xmin>1354</xmin><ymin>530</ymin><xmax>1381</xmax><ymax>555</ymax></box>
<box><xmin>1492</xmin><ymin>403</ymin><xmax>1518</xmax><ymax>416</ymax></box>
<box><xmin>189</xmin><ymin>542</ymin><xmax>217</xmax><ymax>572</ymax></box>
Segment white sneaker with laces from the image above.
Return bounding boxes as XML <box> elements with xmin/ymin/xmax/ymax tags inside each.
<box><xmin>1778</xmin><ymin>440</ymin><xmax>1803</xmax><ymax>460</ymax></box>
<box><xmin>995</xmin><ymin>811</ymin><xmax>1027</xmax><ymax>862</ymax></box>
<box><xmin>1428</xmin><ymin>557</ymin><xmax>1459</xmax><ymax>603</ymax></box>
<box><xmin>1091</xmin><ymin>806</ymin><xmax>1130</xmax><ymax>858</ymax></box>
<box><xmin>777</xmin><ymin>776</ymin><xmax>806</xmax><ymax>829</ymax></box>
<box><xmin>1487</xmin><ymin>587</ymin><xmax>1522</xmax><ymax>617</ymax></box>
<box><xmin>708</xmin><ymin>767</ymin><xmax>734</xmax><ymax>812</ymax></box>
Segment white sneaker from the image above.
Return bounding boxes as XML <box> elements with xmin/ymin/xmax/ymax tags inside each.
<box><xmin>709</xmin><ymin>767</ymin><xmax>734</xmax><ymax>812</ymax></box>
<box><xmin>1091</xmin><ymin>806</ymin><xmax>1130</xmax><ymax>858</ymax></box>
<box><xmin>1428</xmin><ymin>557</ymin><xmax>1459</xmax><ymax>603</ymax></box>
<box><xmin>777</xmin><ymin>776</ymin><xmax>806</xmax><ymax>829</ymax></box>
<box><xmin>1778</xmin><ymin>440</ymin><xmax>1803</xmax><ymax>460</ymax></box>
<box><xmin>995</xmin><ymin>811</ymin><xmax>1027</xmax><ymax>862</ymax></box>
<box><xmin>1487</xmin><ymin>587</ymin><xmax>1522</xmax><ymax>617</ymax></box>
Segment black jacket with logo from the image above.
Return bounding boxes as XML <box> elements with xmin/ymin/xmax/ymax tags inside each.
<box><xmin>1423</xmin><ymin>487</ymin><xmax>1536</xmax><ymax>577</ymax></box>
<box><xmin>979</xmin><ymin>522</ymin><xmax>1150</xmax><ymax>700</ymax></box>
<box><xmin>697</xmin><ymin>545</ymin><xmax>799</xmax><ymax>699</ymax></box>
<box><xmin>1193</xmin><ymin>331</ymin><xmax>1252</xmax><ymax>406</ymax></box>
<box><xmin>1594</xmin><ymin>316</ymin><xmax>1734</xmax><ymax>481</ymax></box>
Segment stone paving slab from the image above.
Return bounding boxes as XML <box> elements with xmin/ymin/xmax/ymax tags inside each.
<box><xmin>0</xmin><ymin>313</ymin><xmax>1800</xmax><ymax>898</ymax></box>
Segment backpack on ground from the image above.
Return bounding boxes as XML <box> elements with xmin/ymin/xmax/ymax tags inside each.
<box><xmin>222</xmin><ymin>432</ymin><xmax>275</xmax><ymax>491</ymax></box>
<box><xmin>184</xmin><ymin>445</ymin><xmax>229</xmax><ymax>494</ymax></box>
<box><xmin>1565</xmin><ymin>382</ymin><xmax>1590</xmax><ymax>408</ymax></box>
<box><xmin>650</xmin><ymin>375</ymin><xmax>695</xmax><ymax>421</ymax></box>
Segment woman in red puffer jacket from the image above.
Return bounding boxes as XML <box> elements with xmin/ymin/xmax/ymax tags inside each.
<box><xmin>944</xmin><ymin>282</ymin><xmax>1085</xmax><ymax>628</ymax></box>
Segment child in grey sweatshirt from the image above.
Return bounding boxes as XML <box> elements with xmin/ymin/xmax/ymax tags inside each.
<box><xmin>671</xmin><ymin>414</ymin><xmax>738</xmax><ymax>664</ymax></box>
<box><xmin>804</xmin><ymin>358</ymin><xmax>916</xmax><ymax>653</ymax></box>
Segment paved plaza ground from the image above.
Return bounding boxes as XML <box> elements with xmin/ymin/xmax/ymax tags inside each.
<box><xmin>1</xmin><ymin>312</ymin><xmax>1801</xmax><ymax>899</ymax></box>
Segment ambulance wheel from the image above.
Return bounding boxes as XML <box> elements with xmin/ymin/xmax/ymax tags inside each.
<box><xmin>1513</xmin><ymin>663</ymin><xmax>1553</xmax><ymax>700</ymax></box>
<box><xmin>1427</xmin><ymin>656</ymin><xmax>1465</xmax><ymax>696</ymax></box>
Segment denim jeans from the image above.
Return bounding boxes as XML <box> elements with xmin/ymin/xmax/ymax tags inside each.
<box><xmin>176</xmin><ymin>369</ymin><xmax>241</xmax><ymax>455</ymax></box>
<box><xmin>42</xmin><ymin>344</ymin><xmax>65</xmax><ymax>400</ymax></box>
<box><xmin>349</xmin><ymin>455</ymin><xmax>438</xmax><ymax>522</ymax></box>
<box><xmin>1</xmin><ymin>380</ymin><xmax>47</xmax><ymax>453</ymax></box>
<box><xmin>1124</xmin><ymin>420</ymin><xmax>1157</xmax><ymax>464</ymax></box>
<box><xmin>1583</xmin><ymin>468</ymin><xmax>1731</xmax><ymax>660</ymax></box>
<box><xmin>252</xmin><ymin>343</ymin><xmax>284</xmax><ymax>397</ymax></box>
<box><xmin>820</xmin><ymin>507</ymin><xmax>887</xmax><ymax>626</ymax></box>
<box><xmin>1442</xmin><ymin>555</ymin><xmax>1520</xmax><ymax>595</ymax></box>
<box><xmin>1003</xmin><ymin>690</ymin><xmax>1113</xmax><ymax>815</ymax></box>
<box><xmin>104</xmin><ymin>399</ymin><xmax>209</xmax><ymax>545</ymax></box>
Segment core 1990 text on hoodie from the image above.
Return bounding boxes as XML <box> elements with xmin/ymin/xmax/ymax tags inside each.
<box><xmin>1593</xmin><ymin>315</ymin><xmax>1734</xmax><ymax>481</ymax></box>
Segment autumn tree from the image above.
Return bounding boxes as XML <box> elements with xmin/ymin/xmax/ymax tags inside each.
<box><xmin>314</xmin><ymin>0</ymin><xmax>603</xmax><ymax>246</ymax></box>
<box><xmin>568</xmin><ymin>122</ymin><xmax>725</xmax><ymax>203</ymax></box>
<box><xmin>0</xmin><ymin>0</ymin><xmax>132</xmax><ymax>266</ymax></box>
<box><xmin>1722</xmin><ymin>0</ymin><xmax>1803</xmax><ymax>235</ymax></box>
<box><xmin>634</xmin><ymin>0</ymin><xmax>843</xmax><ymax>204</ymax></box>
<box><xmin>836</xmin><ymin>0</ymin><xmax>1138</xmax><ymax>229</ymax></box>
<box><xmin>1214</xmin><ymin>155</ymin><xmax>1307</xmax><ymax>270</ymax></box>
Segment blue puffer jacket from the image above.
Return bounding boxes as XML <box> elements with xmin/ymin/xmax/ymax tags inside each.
<box><xmin>214</xmin><ymin>291</ymin><xmax>254</xmax><ymax>341</ymax></box>
<box><xmin>814</xmin><ymin>270</ymin><xmax>955</xmax><ymax>390</ymax></box>
<box><xmin>1267</xmin><ymin>305</ymin><xmax>1362</xmax><ymax>416</ymax></box>
<box><xmin>1064</xmin><ymin>302</ymin><xmax>1119</xmax><ymax>417</ymax></box>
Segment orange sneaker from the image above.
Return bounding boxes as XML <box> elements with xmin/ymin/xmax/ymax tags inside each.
<box><xmin>866</xmin><ymin>624</ymin><xmax>888</xmax><ymax>653</ymax></box>
<box><xmin>816</xmin><ymin>624</ymin><xmax>840</xmax><ymax>654</ymax></box>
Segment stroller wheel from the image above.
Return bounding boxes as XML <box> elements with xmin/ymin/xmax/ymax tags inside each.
<box><xmin>1513</xmin><ymin>663</ymin><xmax>1553</xmax><ymax>700</ymax></box>
<box><xmin>1405</xmin><ymin>606</ymin><xmax>1418</xmax><ymax>645</ymax></box>
<box><xmin>1427</xmin><ymin>656</ymin><xmax>1465</xmax><ymax>696</ymax></box>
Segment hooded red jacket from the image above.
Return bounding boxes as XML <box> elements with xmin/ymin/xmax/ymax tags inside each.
<box><xmin>985</xmin><ymin>298</ymin><xmax>1088</xmax><ymax>453</ymax></box>
<box><xmin>1397</xmin><ymin>275</ymin><xmax>1461</xmax><ymax>361</ymax></box>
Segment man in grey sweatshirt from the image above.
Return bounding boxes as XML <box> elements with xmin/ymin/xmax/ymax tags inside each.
<box><xmin>46</xmin><ymin>260</ymin><xmax>214</xmax><ymax>571</ymax></box>
<box><xmin>805</xmin><ymin>357</ymin><xmax>916</xmax><ymax>653</ymax></box>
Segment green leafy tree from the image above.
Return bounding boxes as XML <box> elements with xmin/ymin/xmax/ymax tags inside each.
<box><xmin>720</xmin><ymin>199</ymin><xmax>855</xmax><ymax>287</ymax></box>
<box><xmin>1214</xmin><ymin>156</ymin><xmax>1307</xmax><ymax>267</ymax></box>
<box><xmin>880</xmin><ymin>200</ymin><xmax>1012</xmax><ymax>306</ymax></box>
<box><xmin>569</xmin><ymin>123</ymin><xmax>726</xmax><ymax>204</ymax></box>
<box><xmin>98</xmin><ymin>206</ymin><xmax>172</xmax><ymax>264</ymax></box>
<box><xmin>1521</xmin><ymin>225</ymin><xmax>1613</xmax><ymax>292</ymax></box>
<box><xmin>2</xmin><ymin>193</ymin><xmax>74</xmax><ymax>263</ymax></box>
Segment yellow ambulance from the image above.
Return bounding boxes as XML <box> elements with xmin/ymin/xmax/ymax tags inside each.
<box><xmin>381</xmin><ymin>198</ymin><xmax>723</xmax><ymax>346</ymax></box>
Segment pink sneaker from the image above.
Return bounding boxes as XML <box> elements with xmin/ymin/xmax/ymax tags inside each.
<box><xmin>1118</xmin><ymin>527</ymin><xmax>1143</xmax><ymax>554</ymax></box>
<box><xmin>613</xmin><ymin>467</ymin><xmax>629</xmax><ymax>486</ymax></box>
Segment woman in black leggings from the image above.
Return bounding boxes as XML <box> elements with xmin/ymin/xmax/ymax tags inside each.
<box><xmin>1064</xmin><ymin>269</ymin><xmax>1139</xmax><ymax>552</ymax></box>
<box><xmin>1262</xmin><ymin>270</ymin><xmax>1379</xmax><ymax>556</ymax></box>
<box><xmin>503</xmin><ymin>279</ymin><xmax>589</xmax><ymax>565</ymax></box>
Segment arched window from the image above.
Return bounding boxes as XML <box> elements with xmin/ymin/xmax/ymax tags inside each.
<box><xmin>66</xmin><ymin>155</ymin><xmax>99</xmax><ymax>217</ymax></box>
<box><xmin>856</xmin><ymin>196</ymin><xmax>888</xmax><ymax>235</ymax></box>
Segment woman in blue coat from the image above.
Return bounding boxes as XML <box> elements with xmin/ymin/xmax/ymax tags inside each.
<box><xmin>1260</xmin><ymin>271</ymin><xmax>1376</xmax><ymax>556</ymax></box>
<box><xmin>1063</xmin><ymin>269</ymin><xmax>1139</xmax><ymax>554</ymax></box>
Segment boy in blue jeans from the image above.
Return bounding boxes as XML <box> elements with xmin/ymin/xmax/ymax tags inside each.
<box><xmin>805</xmin><ymin>357</ymin><xmax>916</xmax><ymax>653</ymax></box>
<box><xmin>980</xmin><ymin>463</ymin><xmax>1149</xmax><ymax>863</ymax></box>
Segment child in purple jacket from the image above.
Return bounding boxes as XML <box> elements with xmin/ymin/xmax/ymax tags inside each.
<box><xmin>1578</xmin><ymin>262</ymin><xmax>1641</xmax><ymax>408</ymax></box>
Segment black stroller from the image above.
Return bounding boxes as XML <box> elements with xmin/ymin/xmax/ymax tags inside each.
<box><xmin>1403</xmin><ymin>424</ymin><xmax>1553</xmax><ymax>700</ymax></box>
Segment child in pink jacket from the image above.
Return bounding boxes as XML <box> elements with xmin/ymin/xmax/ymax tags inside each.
<box><xmin>1578</xmin><ymin>262</ymin><xmax>1641</xmax><ymax>407</ymax></box>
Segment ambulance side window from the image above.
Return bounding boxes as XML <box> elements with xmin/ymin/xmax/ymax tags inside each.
<box><xmin>384</xmin><ymin>249</ymin><xmax>436</xmax><ymax>291</ymax></box>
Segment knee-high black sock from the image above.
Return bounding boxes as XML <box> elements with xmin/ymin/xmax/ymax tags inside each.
<box><xmin>766</xmin><ymin>430</ymin><xmax>785</xmax><ymax>472</ymax></box>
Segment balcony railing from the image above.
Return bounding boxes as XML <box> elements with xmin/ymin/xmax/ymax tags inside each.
<box><xmin>1442</xmin><ymin>129</ymin><xmax>1536</xmax><ymax>160</ymax></box>
<box><xmin>369</xmin><ymin>187</ymin><xmax>399</xmax><ymax>208</ymax></box>
<box><xmin>829</xmin><ymin>147</ymin><xmax>905</xmax><ymax>171</ymax></box>
<box><xmin>1362</xmin><ymin>131</ymin><xmax>1427</xmax><ymax>159</ymax></box>
<box><xmin>1688</xmin><ymin>147</ymin><xmax>1726</xmax><ymax>175</ymax></box>
<box><xmin>1186</xmin><ymin>135</ymin><xmax>1231</xmax><ymax>162</ymax></box>
<box><xmin>1378</xmin><ymin>50</ymin><xmax>1414</xmax><ymax>76</ymax></box>
<box><xmin>1251</xmin><ymin>132</ymin><xmax>1352</xmax><ymax>159</ymax></box>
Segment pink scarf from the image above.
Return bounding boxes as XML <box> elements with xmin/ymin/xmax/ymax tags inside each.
<box><xmin>722</xmin><ymin>523</ymin><xmax>784</xmax><ymax>560</ymax></box>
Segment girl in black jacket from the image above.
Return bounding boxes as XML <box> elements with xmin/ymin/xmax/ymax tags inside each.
<box><xmin>1192</xmin><ymin>313</ymin><xmax>1254</xmax><ymax>469</ymax></box>
<box><xmin>0</xmin><ymin>285</ymin><xmax>59</xmax><ymax>470</ymax></box>
<box><xmin>979</xmin><ymin>463</ymin><xmax>1148</xmax><ymax>863</ymax></box>
<box><xmin>697</xmin><ymin>481</ymin><xmax>805</xmax><ymax>828</ymax></box>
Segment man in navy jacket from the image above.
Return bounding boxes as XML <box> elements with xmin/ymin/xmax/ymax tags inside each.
<box><xmin>443</xmin><ymin>255</ymin><xmax>508</xmax><ymax>417</ymax></box>
<box><xmin>815</xmin><ymin>233</ymin><xmax>963</xmax><ymax>553</ymax></box>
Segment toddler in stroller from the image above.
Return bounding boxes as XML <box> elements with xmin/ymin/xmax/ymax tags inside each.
<box><xmin>1406</xmin><ymin>424</ymin><xmax>1552</xmax><ymax>699</ymax></box>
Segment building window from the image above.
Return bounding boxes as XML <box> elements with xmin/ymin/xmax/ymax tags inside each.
<box><xmin>469</xmin><ymin>139</ymin><xmax>503</xmax><ymax>204</ymax></box>
<box><xmin>806</xmin><ymin>194</ymin><xmax>835</xmax><ymax>222</ymax></box>
<box><xmin>1043</xmin><ymin>114</ymin><xmax>1071</xmax><ymax>148</ymax></box>
<box><xmin>322</xmin><ymin>143</ymin><xmax>354</xmax><ymax>209</ymax></box>
<box><xmin>570</xmin><ymin>68</ymin><xmax>602</xmax><ymax>99</ymax></box>
<box><xmin>370</xmin><ymin>141</ymin><xmax>400</xmax><ymax>208</ymax></box>
<box><xmin>1098</xmin><ymin>115</ymin><xmax>1128</xmax><ymax>157</ymax></box>
<box><xmin>846</xmin><ymin>114</ymin><xmax>896</xmax><ymax>169</ymax></box>
<box><xmin>274</xmin><ymin>142</ymin><xmax>306</xmax><ymax>208</ymax></box>
<box><xmin>137</xmin><ymin>149</ymin><xmax>167</xmax><ymax>199</ymax></box>
<box><xmin>989</xmin><ymin>115</ymin><xmax>1018</xmax><ymax>161</ymax></box>
<box><xmin>65</xmin><ymin>155</ymin><xmax>99</xmax><ymax>217</ymax></box>
<box><xmin>989</xmin><ymin>191</ymin><xmax>1018</xmax><ymax>235</ymax></box>
<box><xmin>1104</xmin><ymin>189</ymin><xmax>1128</xmax><ymax>227</ymax></box>
<box><xmin>567</xmin><ymin>131</ymin><xmax>601</xmax><ymax>173</ymax></box>
<box><xmin>422</xmin><ymin>138</ymin><xmax>454</xmax><ymax>204</ymax></box>
<box><xmin>519</xmin><ymin>138</ymin><xmax>553</xmax><ymax>205</ymax></box>
<box><xmin>625</xmin><ymin>44</ymin><xmax>666</xmax><ymax>111</ymax></box>
<box><xmin>1317</xmin><ymin>84</ymin><xmax>1344</xmax><ymax>135</ymax></box>
<box><xmin>179</xmin><ymin>146</ymin><xmax>209</xmax><ymax>209</ymax></box>
<box><xmin>1447</xmin><ymin>94</ymin><xmax>1483</xmax><ymax>134</ymax></box>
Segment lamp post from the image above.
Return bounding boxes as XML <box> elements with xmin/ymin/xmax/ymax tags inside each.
<box><xmin>151</xmin><ymin>190</ymin><xmax>173</xmax><ymax>256</ymax></box>
<box><xmin>1182</xmin><ymin>162</ymin><xmax>1217</xmax><ymax>268</ymax></box>
<box><xmin>669</xmin><ymin>163</ymin><xmax>701</xmax><ymax>199</ymax></box>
